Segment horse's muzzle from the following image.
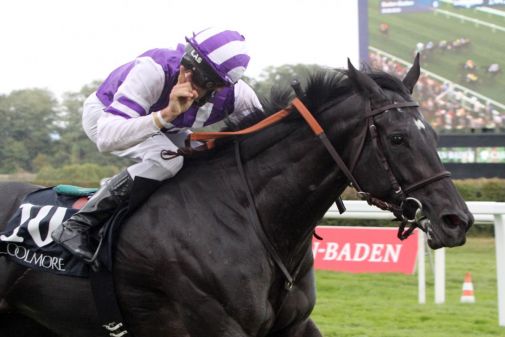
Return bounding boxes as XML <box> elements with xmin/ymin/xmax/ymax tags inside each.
<box><xmin>427</xmin><ymin>211</ymin><xmax>473</xmax><ymax>249</ymax></box>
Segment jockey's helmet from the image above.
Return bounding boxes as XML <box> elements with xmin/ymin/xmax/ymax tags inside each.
<box><xmin>182</xmin><ymin>28</ymin><xmax>250</xmax><ymax>88</ymax></box>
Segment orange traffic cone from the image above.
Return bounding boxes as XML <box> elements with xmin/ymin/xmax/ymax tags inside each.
<box><xmin>460</xmin><ymin>272</ymin><xmax>475</xmax><ymax>303</ymax></box>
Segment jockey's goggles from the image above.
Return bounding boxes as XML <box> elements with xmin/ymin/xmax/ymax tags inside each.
<box><xmin>181</xmin><ymin>45</ymin><xmax>228</xmax><ymax>90</ymax></box>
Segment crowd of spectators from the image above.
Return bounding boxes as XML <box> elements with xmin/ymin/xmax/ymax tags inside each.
<box><xmin>368</xmin><ymin>52</ymin><xmax>505</xmax><ymax>134</ymax></box>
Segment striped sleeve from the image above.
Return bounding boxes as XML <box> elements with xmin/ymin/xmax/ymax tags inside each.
<box><xmin>104</xmin><ymin>57</ymin><xmax>165</xmax><ymax>118</ymax></box>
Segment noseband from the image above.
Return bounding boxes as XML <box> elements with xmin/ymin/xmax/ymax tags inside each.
<box><xmin>295</xmin><ymin>98</ymin><xmax>450</xmax><ymax>240</ymax></box>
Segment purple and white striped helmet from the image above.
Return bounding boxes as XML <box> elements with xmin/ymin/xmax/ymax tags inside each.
<box><xmin>185</xmin><ymin>28</ymin><xmax>250</xmax><ymax>85</ymax></box>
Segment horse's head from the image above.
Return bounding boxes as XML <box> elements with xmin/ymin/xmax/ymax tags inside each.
<box><xmin>344</xmin><ymin>55</ymin><xmax>473</xmax><ymax>249</ymax></box>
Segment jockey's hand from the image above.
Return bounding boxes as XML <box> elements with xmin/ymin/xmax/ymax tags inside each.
<box><xmin>161</xmin><ymin>65</ymin><xmax>198</xmax><ymax>122</ymax></box>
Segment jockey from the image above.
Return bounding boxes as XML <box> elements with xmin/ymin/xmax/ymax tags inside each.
<box><xmin>51</xmin><ymin>27</ymin><xmax>262</xmax><ymax>262</ymax></box>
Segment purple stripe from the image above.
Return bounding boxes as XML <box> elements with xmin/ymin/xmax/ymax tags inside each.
<box><xmin>205</xmin><ymin>88</ymin><xmax>234</xmax><ymax>126</ymax></box>
<box><xmin>96</xmin><ymin>63</ymin><xmax>135</xmax><ymax>106</ymax></box>
<box><xmin>220</xmin><ymin>54</ymin><xmax>250</xmax><ymax>72</ymax></box>
<box><xmin>170</xmin><ymin>105</ymin><xmax>198</xmax><ymax>127</ymax></box>
<box><xmin>198</xmin><ymin>30</ymin><xmax>243</xmax><ymax>53</ymax></box>
<box><xmin>205</xmin><ymin>110</ymin><xmax>224</xmax><ymax>126</ymax></box>
<box><xmin>118</xmin><ymin>96</ymin><xmax>146</xmax><ymax>116</ymax></box>
<box><xmin>183</xmin><ymin>105</ymin><xmax>198</xmax><ymax>125</ymax></box>
<box><xmin>104</xmin><ymin>106</ymin><xmax>132</xmax><ymax>119</ymax></box>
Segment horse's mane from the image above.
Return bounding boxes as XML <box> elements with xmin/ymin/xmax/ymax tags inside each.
<box><xmin>223</xmin><ymin>64</ymin><xmax>410</xmax><ymax>132</ymax></box>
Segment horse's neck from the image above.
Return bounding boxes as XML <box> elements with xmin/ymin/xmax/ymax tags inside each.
<box><xmin>245</xmin><ymin>126</ymin><xmax>352</xmax><ymax>264</ymax></box>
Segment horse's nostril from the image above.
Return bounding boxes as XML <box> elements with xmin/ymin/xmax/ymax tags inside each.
<box><xmin>442</xmin><ymin>214</ymin><xmax>466</xmax><ymax>230</ymax></box>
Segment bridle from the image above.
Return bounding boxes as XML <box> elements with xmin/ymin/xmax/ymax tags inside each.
<box><xmin>329</xmin><ymin>98</ymin><xmax>451</xmax><ymax>240</ymax></box>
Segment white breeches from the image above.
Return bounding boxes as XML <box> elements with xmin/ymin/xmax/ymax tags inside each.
<box><xmin>82</xmin><ymin>94</ymin><xmax>185</xmax><ymax>181</ymax></box>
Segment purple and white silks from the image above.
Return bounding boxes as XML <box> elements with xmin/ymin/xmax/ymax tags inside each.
<box><xmin>95</xmin><ymin>45</ymin><xmax>258</xmax><ymax>133</ymax></box>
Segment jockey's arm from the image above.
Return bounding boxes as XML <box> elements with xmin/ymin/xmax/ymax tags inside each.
<box><xmin>95</xmin><ymin>57</ymin><xmax>167</xmax><ymax>152</ymax></box>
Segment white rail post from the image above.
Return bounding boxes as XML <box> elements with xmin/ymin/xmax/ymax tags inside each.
<box><xmin>434</xmin><ymin>248</ymin><xmax>446</xmax><ymax>304</ymax></box>
<box><xmin>495</xmin><ymin>213</ymin><xmax>505</xmax><ymax>326</ymax></box>
<box><xmin>418</xmin><ymin>230</ymin><xmax>426</xmax><ymax>304</ymax></box>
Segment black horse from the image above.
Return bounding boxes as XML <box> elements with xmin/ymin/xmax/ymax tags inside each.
<box><xmin>0</xmin><ymin>58</ymin><xmax>473</xmax><ymax>337</ymax></box>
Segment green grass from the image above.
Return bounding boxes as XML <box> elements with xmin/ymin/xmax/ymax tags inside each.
<box><xmin>368</xmin><ymin>0</ymin><xmax>505</xmax><ymax>105</ymax></box>
<box><xmin>312</xmin><ymin>237</ymin><xmax>503</xmax><ymax>336</ymax></box>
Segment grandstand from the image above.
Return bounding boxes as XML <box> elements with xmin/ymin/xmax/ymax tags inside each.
<box><xmin>368</xmin><ymin>0</ymin><xmax>505</xmax><ymax>134</ymax></box>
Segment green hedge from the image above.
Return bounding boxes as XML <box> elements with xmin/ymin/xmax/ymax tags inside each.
<box><xmin>454</xmin><ymin>178</ymin><xmax>505</xmax><ymax>202</ymax></box>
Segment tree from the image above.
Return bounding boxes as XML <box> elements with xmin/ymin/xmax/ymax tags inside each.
<box><xmin>0</xmin><ymin>89</ymin><xmax>58</xmax><ymax>173</ymax></box>
<box><xmin>52</xmin><ymin>81</ymin><xmax>130</xmax><ymax>168</ymax></box>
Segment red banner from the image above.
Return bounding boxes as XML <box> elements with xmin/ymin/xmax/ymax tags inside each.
<box><xmin>312</xmin><ymin>226</ymin><xmax>418</xmax><ymax>274</ymax></box>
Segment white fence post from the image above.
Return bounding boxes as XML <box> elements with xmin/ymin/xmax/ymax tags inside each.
<box><xmin>434</xmin><ymin>248</ymin><xmax>446</xmax><ymax>304</ymax></box>
<box><xmin>418</xmin><ymin>230</ymin><xmax>426</xmax><ymax>304</ymax></box>
<box><xmin>495</xmin><ymin>214</ymin><xmax>505</xmax><ymax>326</ymax></box>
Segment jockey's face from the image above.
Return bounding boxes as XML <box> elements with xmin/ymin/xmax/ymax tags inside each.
<box><xmin>180</xmin><ymin>51</ymin><xmax>227</xmax><ymax>97</ymax></box>
<box><xmin>180</xmin><ymin>65</ymin><xmax>224</xmax><ymax>100</ymax></box>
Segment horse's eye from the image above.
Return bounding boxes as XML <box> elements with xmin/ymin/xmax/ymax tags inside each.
<box><xmin>390</xmin><ymin>134</ymin><xmax>404</xmax><ymax>145</ymax></box>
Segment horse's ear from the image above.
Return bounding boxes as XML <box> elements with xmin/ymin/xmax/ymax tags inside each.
<box><xmin>402</xmin><ymin>53</ymin><xmax>421</xmax><ymax>94</ymax></box>
<box><xmin>347</xmin><ymin>58</ymin><xmax>384</xmax><ymax>99</ymax></box>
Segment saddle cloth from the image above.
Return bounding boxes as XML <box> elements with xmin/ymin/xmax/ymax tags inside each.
<box><xmin>1</xmin><ymin>177</ymin><xmax>159</xmax><ymax>278</ymax></box>
<box><xmin>0</xmin><ymin>186</ymin><xmax>116</xmax><ymax>277</ymax></box>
